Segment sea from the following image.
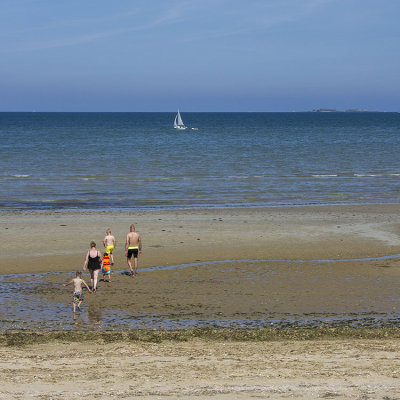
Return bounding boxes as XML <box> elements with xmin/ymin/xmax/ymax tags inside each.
<box><xmin>1</xmin><ymin>111</ymin><xmax>400</xmax><ymax>211</ymax></box>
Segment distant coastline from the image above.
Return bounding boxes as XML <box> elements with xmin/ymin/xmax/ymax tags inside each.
<box><xmin>311</xmin><ymin>108</ymin><xmax>378</xmax><ymax>113</ymax></box>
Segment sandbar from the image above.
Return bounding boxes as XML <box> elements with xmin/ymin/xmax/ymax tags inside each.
<box><xmin>2</xmin><ymin>204</ymin><xmax>400</xmax><ymax>275</ymax></box>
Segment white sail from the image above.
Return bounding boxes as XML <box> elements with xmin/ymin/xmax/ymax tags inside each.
<box><xmin>174</xmin><ymin>109</ymin><xmax>187</xmax><ymax>129</ymax></box>
<box><xmin>177</xmin><ymin>110</ymin><xmax>184</xmax><ymax>126</ymax></box>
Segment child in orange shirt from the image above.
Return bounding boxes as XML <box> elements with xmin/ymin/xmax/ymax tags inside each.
<box><xmin>102</xmin><ymin>252</ymin><xmax>111</xmax><ymax>283</ymax></box>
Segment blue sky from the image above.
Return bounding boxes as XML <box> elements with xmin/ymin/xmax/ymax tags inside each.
<box><xmin>0</xmin><ymin>0</ymin><xmax>399</xmax><ymax>112</ymax></box>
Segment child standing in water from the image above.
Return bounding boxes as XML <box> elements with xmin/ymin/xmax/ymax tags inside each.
<box><xmin>102</xmin><ymin>252</ymin><xmax>112</xmax><ymax>283</ymax></box>
<box><xmin>103</xmin><ymin>229</ymin><xmax>116</xmax><ymax>265</ymax></box>
<box><xmin>63</xmin><ymin>271</ymin><xmax>92</xmax><ymax>313</ymax></box>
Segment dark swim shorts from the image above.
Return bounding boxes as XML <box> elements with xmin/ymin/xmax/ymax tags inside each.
<box><xmin>127</xmin><ymin>247</ymin><xmax>139</xmax><ymax>259</ymax></box>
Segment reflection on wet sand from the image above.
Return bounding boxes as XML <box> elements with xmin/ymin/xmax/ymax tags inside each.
<box><xmin>72</xmin><ymin>305</ymin><xmax>103</xmax><ymax>327</ymax></box>
<box><xmin>87</xmin><ymin>305</ymin><xmax>103</xmax><ymax>326</ymax></box>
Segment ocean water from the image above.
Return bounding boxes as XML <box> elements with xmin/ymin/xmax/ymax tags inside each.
<box><xmin>1</xmin><ymin>112</ymin><xmax>399</xmax><ymax>211</ymax></box>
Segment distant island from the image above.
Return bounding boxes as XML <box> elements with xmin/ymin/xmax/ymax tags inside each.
<box><xmin>311</xmin><ymin>108</ymin><xmax>377</xmax><ymax>113</ymax></box>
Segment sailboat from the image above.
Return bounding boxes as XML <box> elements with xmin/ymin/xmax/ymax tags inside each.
<box><xmin>173</xmin><ymin>109</ymin><xmax>187</xmax><ymax>130</ymax></box>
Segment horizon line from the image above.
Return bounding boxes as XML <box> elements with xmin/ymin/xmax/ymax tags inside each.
<box><xmin>0</xmin><ymin>110</ymin><xmax>397</xmax><ymax>113</ymax></box>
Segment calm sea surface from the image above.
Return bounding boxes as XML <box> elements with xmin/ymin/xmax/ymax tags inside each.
<box><xmin>1</xmin><ymin>112</ymin><xmax>399</xmax><ymax>211</ymax></box>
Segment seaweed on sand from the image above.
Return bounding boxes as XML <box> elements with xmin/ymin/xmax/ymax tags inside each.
<box><xmin>2</xmin><ymin>327</ymin><xmax>400</xmax><ymax>347</ymax></box>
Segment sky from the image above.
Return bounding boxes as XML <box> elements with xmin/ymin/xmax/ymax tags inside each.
<box><xmin>0</xmin><ymin>0</ymin><xmax>399</xmax><ymax>112</ymax></box>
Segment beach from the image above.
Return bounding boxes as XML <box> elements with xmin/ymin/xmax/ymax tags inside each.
<box><xmin>1</xmin><ymin>204</ymin><xmax>400</xmax><ymax>397</ymax></box>
<box><xmin>1</xmin><ymin>335</ymin><xmax>400</xmax><ymax>399</ymax></box>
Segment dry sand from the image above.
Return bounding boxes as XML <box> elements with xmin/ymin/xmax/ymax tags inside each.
<box><xmin>1</xmin><ymin>204</ymin><xmax>400</xmax><ymax>398</ymax></box>
<box><xmin>1</xmin><ymin>339</ymin><xmax>400</xmax><ymax>399</ymax></box>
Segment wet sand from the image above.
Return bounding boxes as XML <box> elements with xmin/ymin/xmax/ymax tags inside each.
<box><xmin>2</xmin><ymin>204</ymin><xmax>400</xmax><ymax>327</ymax></box>
<box><xmin>20</xmin><ymin>257</ymin><xmax>400</xmax><ymax>329</ymax></box>
<box><xmin>2</xmin><ymin>204</ymin><xmax>400</xmax><ymax>275</ymax></box>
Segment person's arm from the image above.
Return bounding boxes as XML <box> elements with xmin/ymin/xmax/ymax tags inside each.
<box><xmin>63</xmin><ymin>279</ymin><xmax>73</xmax><ymax>287</ymax></box>
<box><xmin>138</xmin><ymin>234</ymin><xmax>142</xmax><ymax>255</ymax></box>
<box><xmin>103</xmin><ymin>237</ymin><xmax>106</xmax><ymax>248</ymax></box>
<box><xmin>83</xmin><ymin>251</ymin><xmax>89</xmax><ymax>271</ymax></box>
<box><xmin>125</xmin><ymin>234</ymin><xmax>129</xmax><ymax>255</ymax></box>
<box><xmin>113</xmin><ymin>236</ymin><xmax>116</xmax><ymax>247</ymax></box>
<box><xmin>82</xmin><ymin>279</ymin><xmax>92</xmax><ymax>293</ymax></box>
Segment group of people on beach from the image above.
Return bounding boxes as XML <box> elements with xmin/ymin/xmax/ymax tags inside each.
<box><xmin>63</xmin><ymin>224</ymin><xmax>142</xmax><ymax>312</ymax></box>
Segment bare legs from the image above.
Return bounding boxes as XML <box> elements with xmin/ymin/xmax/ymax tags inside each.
<box><xmin>89</xmin><ymin>269</ymin><xmax>99</xmax><ymax>291</ymax></box>
<box><xmin>127</xmin><ymin>256</ymin><xmax>138</xmax><ymax>277</ymax></box>
<box><xmin>73</xmin><ymin>297</ymin><xmax>82</xmax><ymax>313</ymax></box>
<box><xmin>127</xmin><ymin>257</ymin><xmax>133</xmax><ymax>276</ymax></box>
<box><xmin>93</xmin><ymin>269</ymin><xmax>99</xmax><ymax>290</ymax></box>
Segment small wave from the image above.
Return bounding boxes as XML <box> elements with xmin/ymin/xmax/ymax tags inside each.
<box><xmin>76</xmin><ymin>175</ymin><xmax>107</xmax><ymax>181</ymax></box>
<box><xmin>312</xmin><ymin>174</ymin><xmax>338</xmax><ymax>178</ymax></box>
<box><xmin>228</xmin><ymin>175</ymin><xmax>263</xmax><ymax>179</ymax></box>
<box><xmin>11</xmin><ymin>174</ymin><xmax>31</xmax><ymax>178</ymax></box>
<box><xmin>354</xmin><ymin>174</ymin><xmax>380</xmax><ymax>177</ymax></box>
